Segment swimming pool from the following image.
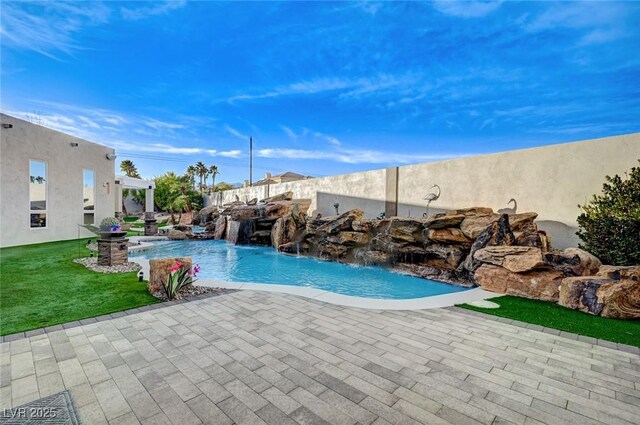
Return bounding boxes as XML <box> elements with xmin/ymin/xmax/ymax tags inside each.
<box><xmin>130</xmin><ymin>240</ymin><xmax>470</xmax><ymax>300</ymax></box>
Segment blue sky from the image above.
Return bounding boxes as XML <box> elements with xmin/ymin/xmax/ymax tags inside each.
<box><xmin>2</xmin><ymin>1</ymin><xmax>639</xmax><ymax>182</ymax></box>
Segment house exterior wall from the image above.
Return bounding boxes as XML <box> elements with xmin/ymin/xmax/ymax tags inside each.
<box><xmin>206</xmin><ymin>132</ymin><xmax>640</xmax><ymax>249</ymax></box>
<box><xmin>0</xmin><ymin>114</ymin><xmax>116</xmax><ymax>247</ymax></box>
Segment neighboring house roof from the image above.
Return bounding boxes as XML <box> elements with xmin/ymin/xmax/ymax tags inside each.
<box><xmin>253</xmin><ymin>171</ymin><xmax>313</xmax><ymax>186</ymax></box>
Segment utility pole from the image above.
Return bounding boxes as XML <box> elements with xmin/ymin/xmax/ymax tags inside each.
<box><xmin>249</xmin><ymin>136</ymin><xmax>253</xmax><ymax>186</ymax></box>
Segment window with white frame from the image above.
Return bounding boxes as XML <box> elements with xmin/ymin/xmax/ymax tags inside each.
<box><xmin>29</xmin><ymin>160</ymin><xmax>47</xmax><ymax>228</ymax></box>
<box><xmin>83</xmin><ymin>169</ymin><xmax>95</xmax><ymax>224</ymax></box>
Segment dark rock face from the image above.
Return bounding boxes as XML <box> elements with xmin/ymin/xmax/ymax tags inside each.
<box><xmin>213</xmin><ymin>215</ymin><xmax>227</xmax><ymax>240</ymax></box>
<box><xmin>459</xmin><ymin>214</ymin><xmax>516</xmax><ymax>276</ymax></box>
<box><xmin>226</xmin><ymin>219</ymin><xmax>254</xmax><ymax>245</ymax></box>
<box><xmin>560</xmin><ymin>266</ymin><xmax>640</xmax><ymax>319</ymax></box>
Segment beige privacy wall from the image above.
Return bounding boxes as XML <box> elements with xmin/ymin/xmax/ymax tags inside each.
<box><xmin>207</xmin><ymin>133</ymin><xmax>640</xmax><ymax>248</ymax></box>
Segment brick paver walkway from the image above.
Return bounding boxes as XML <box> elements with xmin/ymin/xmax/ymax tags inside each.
<box><xmin>1</xmin><ymin>291</ymin><xmax>639</xmax><ymax>425</ymax></box>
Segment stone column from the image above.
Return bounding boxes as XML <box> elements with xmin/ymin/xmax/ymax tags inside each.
<box><xmin>114</xmin><ymin>180</ymin><xmax>123</xmax><ymax>219</ymax></box>
<box><xmin>98</xmin><ymin>234</ymin><xmax>129</xmax><ymax>266</ymax></box>
<box><xmin>144</xmin><ymin>186</ymin><xmax>158</xmax><ymax>235</ymax></box>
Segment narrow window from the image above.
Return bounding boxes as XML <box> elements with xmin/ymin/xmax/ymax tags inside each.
<box><xmin>29</xmin><ymin>160</ymin><xmax>47</xmax><ymax>228</ymax></box>
<box><xmin>83</xmin><ymin>169</ymin><xmax>95</xmax><ymax>224</ymax></box>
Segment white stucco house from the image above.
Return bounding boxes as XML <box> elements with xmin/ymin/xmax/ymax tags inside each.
<box><xmin>0</xmin><ymin>113</ymin><xmax>157</xmax><ymax>248</ymax></box>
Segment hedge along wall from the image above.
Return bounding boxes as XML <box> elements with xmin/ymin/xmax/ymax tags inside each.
<box><xmin>206</xmin><ymin>133</ymin><xmax>640</xmax><ymax>249</ymax></box>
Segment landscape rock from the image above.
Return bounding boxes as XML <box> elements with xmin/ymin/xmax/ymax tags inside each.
<box><xmin>213</xmin><ymin>215</ymin><xmax>227</xmax><ymax>240</ymax></box>
<box><xmin>260</xmin><ymin>191</ymin><xmax>293</xmax><ymax>203</ymax></box>
<box><xmin>461</xmin><ymin>212</ymin><xmax>537</xmax><ymax>239</ymax></box>
<box><xmin>393</xmin><ymin>263</ymin><xmax>468</xmax><ymax>286</ymax></box>
<box><xmin>265</xmin><ymin>200</ymin><xmax>311</xmax><ymax>219</ymax></box>
<box><xmin>596</xmin><ymin>265</ymin><xmax>640</xmax><ymax>280</ymax></box>
<box><xmin>445</xmin><ymin>207</ymin><xmax>494</xmax><ymax>216</ymax></box>
<box><xmin>423</xmin><ymin>244</ymin><xmax>467</xmax><ymax>268</ymax></box>
<box><xmin>382</xmin><ymin>217</ymin><xmax>428</xmax><ymax>243</ymax></box>
<box><xmin>316</xmin><ymin>242</ymin><xmax>348</xmax><ymax>260</ymax></box>
<box><xmin>327</xmin><ymin>231</ymin><xmax>370</xmax><ymax>246</ymax></box>
<box><xmin>559</xmin><ymin>276</ymin><xmax>640</xmax><ymax>319</ymax></box>
<box><xmin>352</xmin><ymin>220</ymin><xmax>376</xmax><ymax>232</ymax></box>
<box><xmin>474</xmin><ymin>246</ymin><xmax>546</xmax><ymax>273</ymax></box>
<box><xmin>426</xmin><ymin>228</ymin><xmax>472</xmax><ymax>245</ymax></box>
<box><xmin>424</xmin><ymin>214</ymin><xmax>466</xmax><ymax>229</ymax></box>
<box><xmin>359</xmin><ymin>250</ymin><xmax>393</xmax><ymax>266</ymax></box>
<box><xmin>315</xmin><ymin>209</ymin><xmax>364</xmax><ymax>234</ymax></box>
<box><xmin>148</xmin><ymin>257</ymin><xmax>193</xmax><ymax>296</ymax></box>
<box><xmin>545</xmin><ymin>247</ymin><xmax>602</xmax><ymax>276</ymax></box>
<box><xmin>199</xmin><ymin>205</ymin><xmax>220</xmax><ymax>222</ymax></box>
<box><xmin>246</xmin><ymin>197</ymin><xmax>258</xmax><ymax>205</ymax></box>
<box><xmin>168</xmin><ymin>229</ymin><xmax>188</xmax><ymax>240</ymax></box>
<box><xmin>475</xmin><ymin>264</ymin><xmax>563</xmax><ymax>301</ymax></box>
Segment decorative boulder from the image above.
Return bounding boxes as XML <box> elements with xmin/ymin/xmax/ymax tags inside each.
<box><xmin>148</xmin><ymin>257</ymin><xmax>193</xmax><ymax>296</ymax></box>
<box><xmin>445</xmin><ymin>207</ymin><xmax>494</xmax><ymax>216</ymax></box>
<box><xmin>545</xmin><ymin>247</ymin><xmax>602</xmax><ymax>277</ymax></box>
<box><xmin>460</xmin><ymin>214</ymin><xmax>516</xmax><ymax>273</ymax></box>
<box><xmin>316</xmin><ymin>242</ymin><xmax>348</xmax><ymax>260</ymax></box>
<box><xmin>474</xmin><ymin>264</ymin><xmax>563</xmax><ymax>301</ymax></box>
<box><xmin>423</xmin><ymin>244</ymin><xmax>467</xmax><ymax>269</ymax></box>
<box><xmin>361</xmin><ymin>250</ymin><xmax>393</xmax><ymax>266</ymax></box>
<box><xmin>383</xmin><ymin>217</ymin><xmax>427</xmax><ymax>243</ymax></box>
<box><xmin>461</xmin><ymin>212</ymin><xmax>537</xmax><ymax>239</ymax></box>
<box><xmin>474</xmin><ymin>246</ymin><xmax>546</xmax><ymax>273</ymax></box>
<box><xmin>597</xmin><ymin>265</ymin><xmax>640</xmax><ymax>280</ymax></box>
<box><xmin>264</xmin><ymin>200</ymin><xmax>311</xmax><ymax>219</ymax></box>
<box><xmin>213</xmin><ymin>215</ymin><xmax>227</xmax><ymax>240</ymax></box>
<box><xmin>424</xmin><ymin>214</ymin><xmax>466</xmax><ymax>229</ymax></box>
<box><xmin>352</xmin><ymin>220</ymin><xmax>376</xmax><ymax>232</ymax></box>
<box><xmin>198</xmin><ymin>205</ymin><xmax>220</xmax><ymax>223</ymax></box>
<box><xmin>327</xmin><ymin>231</ymin><xmax>370</xmax><ymax>246</ymax></box>
<box><xmin>559</xmin><ymin>274</ymin><xmax>640</xmax><ymax>319</ymax></box>
<box><xmin>426</xmin><ymin>228</ymin><xmax>471</xmax><ymax>245</ymax></box>
<box><xmin>246</xmin><ymin>198</ymin><xmax>258</xmax><ymax>205</ymax></box>
<box><xmin>168</xmin><ymin>229</ymin><xmax>188</xmax><ymax>240</ymax></box>
<box><xmin>315</xmin><ymin>209</ymin><xmax>364</xmax><ymax>234</ymax></box>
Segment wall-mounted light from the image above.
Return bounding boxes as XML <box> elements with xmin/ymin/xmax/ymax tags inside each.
<box><xmin>106</xmin><ymin>153</ymin><xmax>117</xmax><ymax>160</ymax></box>
<box><xmin>70</xmin><ymin>142</ymin><xmax>79</xmax><ymax>147</ymax></box>
<box><xmin>1</xmin><ymin>123</ymin><xmax>13</xmax><ymax>129</ymax></box>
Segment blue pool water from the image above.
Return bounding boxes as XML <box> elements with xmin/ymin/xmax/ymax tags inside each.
<box><xmin>131</xmin><ymin>240</ymin><xmax>469</xmax><ymax>299</ymax></box>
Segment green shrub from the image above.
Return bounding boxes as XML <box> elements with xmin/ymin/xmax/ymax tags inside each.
<box><xmin>576</xmin><ymin>160</ymin><xmax>640</xmax><ymax>266</ymax></box>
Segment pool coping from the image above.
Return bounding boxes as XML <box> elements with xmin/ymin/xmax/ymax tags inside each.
<box><xmin>129</xmin><ymin>241</ymin><xmax>502</xmax><ymax>310</ymax></box>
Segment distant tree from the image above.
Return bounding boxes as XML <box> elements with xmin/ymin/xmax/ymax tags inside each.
<box><xmin>195</xmin><ymin>162</ymin><xmax>207</xmax><ymax>193</ymax></box>
<box><xmin>120</xmin><ymin>160</ymin><xmax>140</xmax><ymax>178</ymax></box>
<box><xmin>185</xmin><ymin>165</ymin><xmax>197</xmax><ymax>190</ymax></box>
<box><xmin>214</xmin><ymin>181</ymin><xmax>233</xmax><ymax>192</ymax></box>
<box><xmin>154</xmin><ymin>172</ymin><xmax>202</xmax><ymax>223</ymax></box>
<box><xmin>577</xmin><ymin>160</ymin><xmax>640</xmax><ymax>265</ymax></box>
<box><xmin>119</xmin><ymin>160</ymin><xmax>142</xmax><ymax>216</ymax></box>
<box><xmin>209</xmin><ymin>165</ymin><xmax>219</xmax><ymax>192</ymax></box>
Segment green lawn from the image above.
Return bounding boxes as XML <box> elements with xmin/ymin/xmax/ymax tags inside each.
<box><xmin>0</xmin><ymin>239</ymin><xmax>158</xmax><ymax>336</ymax></box>
<box><xmin>459</xmin><ymin>296</ymin><xmax>640</xmax><ymax>347</ymax></box>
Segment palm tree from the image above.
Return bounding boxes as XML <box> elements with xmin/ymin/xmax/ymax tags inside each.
<box><xmin>195</xmin><ymin>161</ymin><xmax>207</xmax><ymax>193</ymax></box>
<box><xmin>120</xmin><ymin>160</ymin><xmax>140</xmax><ymax>178</ymax></box>
<box><xmin>185</xmin><ymin>165</ymin><xmax>197</xmax><ymax>190</ymax></box>
<box><xmin>119</xmin><ymin>160</ymin><xmax>141</xmax><ymax>216</ymax></box>
<box><xmin>209</xmin><ymin>165</ymin><xmax>219</xmax><ymax>192</ymax></box>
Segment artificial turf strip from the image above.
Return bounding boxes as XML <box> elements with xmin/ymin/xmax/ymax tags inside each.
<box><xmin>458</xmin><ymin>295</ymin><xmax>640</xmax><ymax>348</ymax></box>
<box><xmin>0</xmin><ymin>238</ymin><xmax>158</xmax><ymax>336</ymax></box>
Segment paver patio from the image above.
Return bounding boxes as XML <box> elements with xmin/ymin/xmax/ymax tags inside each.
<box><xmin>1</xmin><ymin>290</ymin><xmax>639</xmax><ymax>425</ymax></box>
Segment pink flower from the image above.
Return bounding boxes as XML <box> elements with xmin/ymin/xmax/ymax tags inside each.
<box><xmin>169</xmin><ymin>262</ymin><xmax>182</xmax><ymax>274</ymax></box>
<box><xmin>192</xmin><ymin>264</ymin><xmax>200</xmax><ymax>278</ymax></box>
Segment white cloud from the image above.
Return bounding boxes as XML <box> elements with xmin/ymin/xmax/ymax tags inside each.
<box><xmin>108</xmin><ymin>140</ymin><xmax>242</xmax><ymax>158</ymax></box>
<box><xmin>257</xmin><ymin>147</ymin><xmax>470</xmax><ymax>165</ymax></box>
<box><xmin>120</xmin><ymin>0</ymin><xmax>187</xmax><ymax>21</ymax></box>
<box><xmin>225</xmin><ymin>125</ymin><xmax>249</xmax><ymax>140</ymax></box>
<box><xmin>144</xmin><ymin>118</ymin><xmax>184</xmax><ymax>130</ymax></box>
<box><xmin>281</xmin><ymin>126</ymin><xmax>298</xmax><ymax>140</ymax></box>
<box><xmin>0</xmin><ymin>1</ymin><xmax>111</xmax><ymax>58</ymax></box>
<box><xmin>432</xmin><ymin>1</ymin><xmax>503</xmax><ymax>18</ymax></box>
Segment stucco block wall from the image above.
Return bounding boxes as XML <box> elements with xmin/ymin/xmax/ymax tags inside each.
<box><xmin>1</xmin><ymin>114</ymin><xmax>116</xmax><ymax>247</ymax></box>
<box><xmin>208</xmin><ymin>133</ymin><xmax>640</xmax><ymax>249</ymax></box>
<box><xmin>397</xmin><ymin>133</ymin><xmax>640</xmax><ymax>248</ymax></box>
